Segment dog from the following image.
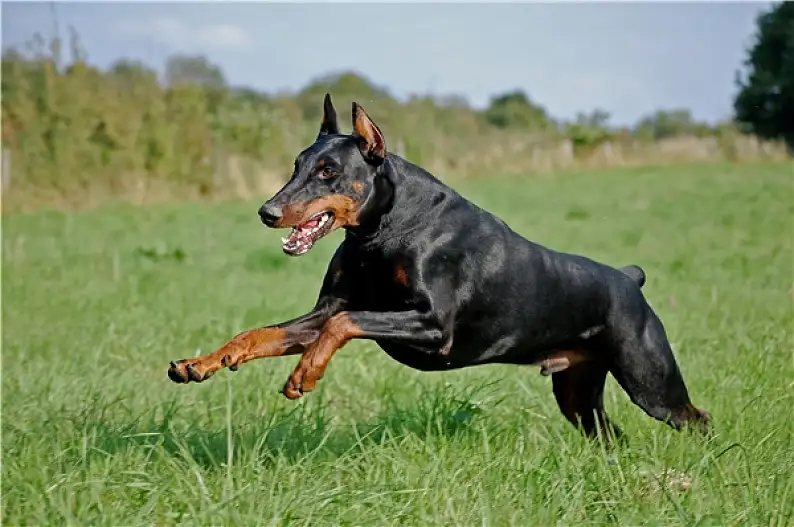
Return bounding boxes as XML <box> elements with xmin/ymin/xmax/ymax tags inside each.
<box><xmin>168</xmin><ymin>94</ymin><xmax>711</xmax><ymax>440</ymax></box>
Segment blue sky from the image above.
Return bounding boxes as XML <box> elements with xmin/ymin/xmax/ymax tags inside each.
<box><xmin>2</xmin><ymin>1</ymin><xmax>768</xmax><ymax>126</ymax></box>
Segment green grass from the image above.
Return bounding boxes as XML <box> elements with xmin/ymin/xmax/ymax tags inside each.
<box><xmin>2</xmin><ymin>162</ymin><xmax>793</xmax><ymax>525</ymax></box>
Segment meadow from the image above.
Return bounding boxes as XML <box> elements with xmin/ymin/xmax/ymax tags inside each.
<box><xmin>2</xmin><ymin>162</ymin><xmax>793</xmax><ymax>525</ymax></box>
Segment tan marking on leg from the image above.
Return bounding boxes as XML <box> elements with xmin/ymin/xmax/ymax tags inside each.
<box><xmin>168</xmin><ymin>327</ymin><xmax>316</xmax><ymax>383</ymax></box>
<box><xmin>282</xmin><ymin>312</ymin><xmax>363</xmax><ymax>399</ymax></box>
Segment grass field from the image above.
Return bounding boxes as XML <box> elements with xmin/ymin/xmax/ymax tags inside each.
<box><xmin>2</xmin><ymin>162</ymin><xmax>793</xmax><ymax>525</ymax></box>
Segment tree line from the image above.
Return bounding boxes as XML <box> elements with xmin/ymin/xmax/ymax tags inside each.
<box><xmin>1</xmin><ymin>2</ymin><xmax>791</xmax><ymax>209</ymax></box>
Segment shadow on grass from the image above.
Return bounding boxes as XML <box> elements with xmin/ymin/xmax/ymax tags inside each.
<box><xmin>61</xmin><ymin>383</ymin><xmax>504</xmax><ymax>471</ymax></box>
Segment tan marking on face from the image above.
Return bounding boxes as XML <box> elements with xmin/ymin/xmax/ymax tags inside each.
<box><xmin>277</xmin><ymin>195</ymin><xmax>361</xmax><ymax>232</ymax></box>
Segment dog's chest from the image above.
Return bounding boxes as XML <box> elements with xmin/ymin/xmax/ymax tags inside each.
<box><xmin>347</xmin><ymin>256</ymin><xmax>414</xmax><ymax>311</ymax></box>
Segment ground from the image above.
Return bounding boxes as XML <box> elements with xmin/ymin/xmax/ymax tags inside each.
<box><xmin>2</xmin><ymin>162</ymin><xmax>792</xmax><ymax>525</ymax></box>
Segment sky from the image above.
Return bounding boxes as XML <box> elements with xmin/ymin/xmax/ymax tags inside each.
<box><xmin>1</xmin><ymin>1</ymin><xmax>769</xmax><ymax>127</ymax></box>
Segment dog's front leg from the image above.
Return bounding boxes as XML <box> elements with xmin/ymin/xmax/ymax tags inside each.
<box><xmin>282</xmin><ymin>310</ymin><xmax>444</xmax><ymax>399</ymax></box>
<box><xmin>167</xmin><ymin>306</ymin><xmax>337</xmax><ymax>384</ymax></box>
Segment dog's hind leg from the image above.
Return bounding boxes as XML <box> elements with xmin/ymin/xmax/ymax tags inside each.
<box><xmin>606</xmin><ymin>307</ymin><xmax>711</xmax><ymax>433</ymax></box>
<box><xmin>551</xmin><ymin>358</ymin><xmax>623</xmax><ymax>442</ymax></box>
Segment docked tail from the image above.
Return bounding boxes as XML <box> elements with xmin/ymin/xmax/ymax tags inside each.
<box><xmin>619</xmin><ymin>265</ymin><xmax>646</xmax><ymax>288</ymax></box>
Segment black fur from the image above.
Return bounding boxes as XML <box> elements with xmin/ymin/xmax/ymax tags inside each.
<box><xmin>210</xmin><ymin>95</ymin><xmax>712</xmax><ymax>439</ymax></box>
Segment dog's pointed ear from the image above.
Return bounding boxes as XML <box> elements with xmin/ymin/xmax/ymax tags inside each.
<box><xmin>317</xmin><ymin>93</ymin><xmax>340</xmax><ymax>139</ymax></box>
<box><xmin>351</xmin><ymin>102</ymin><xmax>386</xmax><ymax>163</ymax></box>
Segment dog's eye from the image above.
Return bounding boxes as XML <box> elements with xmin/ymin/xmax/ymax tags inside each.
<box><xmin>318</xmin><ymin>167</ymin><xmax>335</xmax><ymax>180</ymax></box>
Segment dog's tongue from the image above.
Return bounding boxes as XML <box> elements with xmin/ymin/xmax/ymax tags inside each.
<box><xmin>281</xmin><ymin>212</ymin><xmax>333</xmax><ymax>256</ymax></box>
<box><xmin>300</xmin><ymin>217</ymin><xmax>322</xmax><ymax>230</ymax></box>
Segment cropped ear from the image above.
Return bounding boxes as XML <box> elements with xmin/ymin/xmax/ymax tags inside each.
<box><xmin>351</xmin><ymin>102</ymin><xmax>386</xmax><ymax>163</ymax></box>
<box><xmin>317</xmin><ymin>93</ymin><xmax>340</xmax><ymax>139</ymax></box>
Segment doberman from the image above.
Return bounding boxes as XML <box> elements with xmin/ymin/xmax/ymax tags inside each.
<box><xmin>168</xmin><ymin>94</ymin><xmax>711</xmax><ymax>440</ymax></box>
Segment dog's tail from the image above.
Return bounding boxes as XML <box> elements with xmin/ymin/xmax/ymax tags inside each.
<box><xmin>619</xmin><ymin>264</ymin><xmax>646</xmax><ymax>288</ymax></box>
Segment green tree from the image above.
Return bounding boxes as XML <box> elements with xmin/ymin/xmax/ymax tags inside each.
<box><xmin>734</xmin><ymin>2</ymin><xmax>794</xmax><ymax>152</ymax></box>
<box><xmin>296</xmin><ymin>71</ymin><xmax>393</xmax><ymax>122</ymax></box>
<box><xmin>565</xmin><ymin>109</ymin><xmax>614</xmax><ymax>149</ymax></box>
<box><xmin>633</xmin><ymin>109</ymin><xmax>712</xmax><ymax>140</ymax></box>
<box><xmin>485</xmin><ymin>90</ymin><xmax>554</xmax><ymax>132</ymax></box>
<box><xmin>164</xmin><ymin>54</ymin><xmax>226</xmax><ymax>89</ymax></box>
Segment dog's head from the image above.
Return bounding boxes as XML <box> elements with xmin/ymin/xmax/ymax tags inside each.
<box><xmin>258</xmin><ymin>94</ymin><xmax>388</xmax><ymax>256</ymax></box>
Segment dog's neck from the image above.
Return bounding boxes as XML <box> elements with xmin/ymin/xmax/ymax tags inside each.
<box><xmin>346</xmin><ymin>154</ymin><xmax>451</xmax><ymax>252</ymax></box>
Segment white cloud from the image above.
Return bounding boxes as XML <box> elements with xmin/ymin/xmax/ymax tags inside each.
<box><xmin>197</xmin><ymin>23</ymin><xmax>251</xmax><ymax>50</ymax></box>
<box><xmin>119</xmin><ymin>17</ymin><xmax>252</xmax><ymax>51</ymax></box>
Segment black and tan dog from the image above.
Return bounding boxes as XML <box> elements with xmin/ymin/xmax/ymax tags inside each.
<box><xmin>168</xmin><ymin>94</ymin><xmax>710</xmax><ymax>439</ymax></box>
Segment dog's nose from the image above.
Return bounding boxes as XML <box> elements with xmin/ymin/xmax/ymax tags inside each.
<box><xmin>258</xmin><ymin>203</ymin><xmax>283</xmax><ymax>227</ymax></box>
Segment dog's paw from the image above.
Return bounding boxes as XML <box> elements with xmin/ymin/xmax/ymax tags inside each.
<box><xmin>281</xmin><ymin>378</ymin><xmax>304</xmax><ymax>399</ymax></box>
<box><xmin>168</xmin><ymin>359</ymin><xmax>214</xmax><ymax>384</ymax></box>
<box><xmin>281</xmin><ymin>362</ymin><xmax>321</xmax><ymax>399</ymax></box>
<box><xmin>282</xmin><ymin>369</ymin><xmax>309</xmax><ymax>399</ymax></box>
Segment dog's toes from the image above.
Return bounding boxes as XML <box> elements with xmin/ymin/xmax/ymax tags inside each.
<box><xmin>186</xmin><ymin>363</ymin><xmax>204</xmax><ymax>382</ymax></box>
<box><xmin>168</xmin><ymin>360</ymin><xmax>189</xmax><ymax>383</ymax></box>
<box><xmin>168</xmin><ymin>359</ymin><xmax>213</xmax><ymax>384</ymax></box>
<box><xmin>282</xmin><ymin>381</ymin><xmax>303</xmax><ymax>400</ymax></box>
<box><xmin>221</xmin><ymin>354</ymin><xmax>239</xmax><ymax>371</ymax></box>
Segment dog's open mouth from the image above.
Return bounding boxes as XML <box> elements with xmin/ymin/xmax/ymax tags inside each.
<box><xmin>281</xmin><ymin>211</ymin><xmax>335</xmax><ymax>256</ymax></box>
